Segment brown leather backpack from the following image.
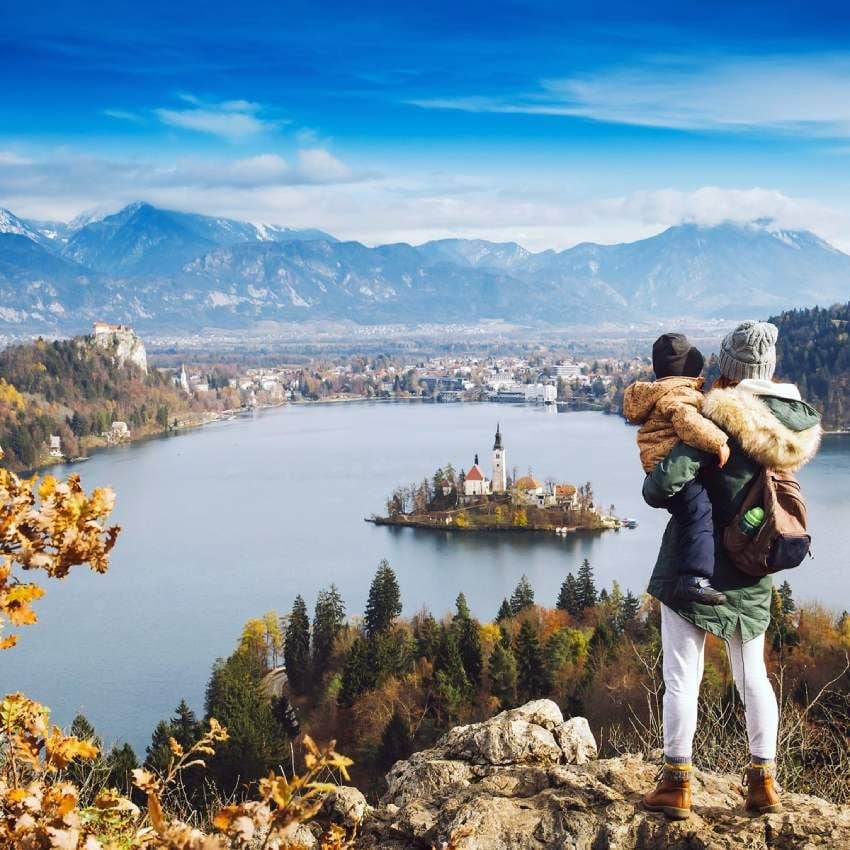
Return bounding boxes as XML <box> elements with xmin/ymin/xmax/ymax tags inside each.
<box><xmin>723</xmin><ymin>469</ymin><xmax>811</xmax><ymax>577</ymax></box>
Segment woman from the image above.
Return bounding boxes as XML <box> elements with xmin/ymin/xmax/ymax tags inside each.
<box><xmin>641</xmin><ymin>320</ymin><xmax>822</xmax><ymax>819</ymax></box>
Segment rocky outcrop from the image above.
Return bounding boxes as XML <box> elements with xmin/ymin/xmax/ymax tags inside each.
<box><xmin>344</xmin><ymin>699</ymin><xmax>850</xmax><ymax>850</ymax></box>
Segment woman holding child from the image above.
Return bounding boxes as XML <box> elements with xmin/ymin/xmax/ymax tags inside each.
<box><xmin>629</xmin><ymin>321</ymin><xmax>822</xmax><ymax>819</ymax></box>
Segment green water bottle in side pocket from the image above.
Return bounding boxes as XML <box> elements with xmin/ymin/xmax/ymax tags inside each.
<box><xmin>739</xmin><ymin>506</ymin><xmax>765</xmax><ymax>536</ymax></box>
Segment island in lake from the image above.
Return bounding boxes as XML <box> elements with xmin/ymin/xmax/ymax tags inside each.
<box><xmin>368</xmin><ymin>424</ymin><xmax>624</xmax><ymax>534</ymax></box>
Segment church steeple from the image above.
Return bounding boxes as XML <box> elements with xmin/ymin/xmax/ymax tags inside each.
<box><xmin>491</xmin><ymin>423</ymin><xmax>507</xmax><ymax>493</ymax></box>
<box><xmin>474</xmin><ymin>453</ymin><xmax>479</xmax><ymax>466</ymax></box>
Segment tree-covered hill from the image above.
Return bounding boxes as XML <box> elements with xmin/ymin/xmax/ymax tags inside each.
<box><xmin>0</xmin><ymin>335</ymin><xmax>236</xmax><ymax>470</ymax></box>
<box><xmin>771</xmin><ymin>302</ymin><xmax>850</xmax><ymax>430</ymax></box>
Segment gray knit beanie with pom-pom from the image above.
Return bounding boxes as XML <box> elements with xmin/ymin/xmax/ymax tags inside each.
<box><xmin>718</xmin><ymin>320</ymin><xmax>778</xmax><ymax>382</ymax></box>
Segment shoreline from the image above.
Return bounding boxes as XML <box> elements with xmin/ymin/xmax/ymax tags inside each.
<box><xmin>365</xmin><ymin>516</ymin><xmax>616</xmax><ymax>536</ymax></box>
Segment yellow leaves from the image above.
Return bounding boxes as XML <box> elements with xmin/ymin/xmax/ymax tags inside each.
<box><xmin>44</xmin><ymin>729</ymin><xmax>99</xmax><ymax>771</ymax></box>
<box><xmin>0</xmin><ymin>463</ymin><xmax>120</xmax><ymax>648</ymax></box>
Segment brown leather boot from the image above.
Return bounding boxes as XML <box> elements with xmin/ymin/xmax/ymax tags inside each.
<box><xmin>643</xmin><ymin>766</ymin><xmax>692</xmax><ymax>820</ymax></box>
<box><xmin>744</xmin><ymin>766</ymin><xmax>783</xmax><ymax>815</ymax></box>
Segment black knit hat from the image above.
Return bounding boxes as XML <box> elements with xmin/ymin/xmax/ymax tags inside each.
<box><xmin>652</xmin><ymin>333</ymin><xmax>705</xmax><ymax>379</ymax></box>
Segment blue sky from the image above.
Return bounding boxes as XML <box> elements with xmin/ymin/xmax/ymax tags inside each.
<box><xmin>4</xmin><ymin>1</ymin><xmax>850</xmax><ymax>249</ymax></box>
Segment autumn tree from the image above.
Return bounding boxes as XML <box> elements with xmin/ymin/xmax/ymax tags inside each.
<box><xmin>0</xmin><ymin>448</ymin><xmax>120</xmax><ymax>649</ymax></box>
<box><xmin>284</xmin><ymin>595</ymin><xmax>311</xmax><ymax>692</ymax></box>
<box><xmin>365</xmin><ymin>559</ymin><xmax>402</xmax><ymax>637</ymax></box>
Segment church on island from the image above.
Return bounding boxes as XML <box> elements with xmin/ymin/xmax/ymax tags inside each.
<box><xmin>461</xmin><ymin>425</ymin><xmax>581</xmax><ymax>511</ymax></box>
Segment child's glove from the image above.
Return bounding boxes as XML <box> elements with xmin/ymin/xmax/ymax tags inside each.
<box><xmin>717</xmin><ymin>443</ymin><xmax>730</xmax><ymax>468</ymax></box>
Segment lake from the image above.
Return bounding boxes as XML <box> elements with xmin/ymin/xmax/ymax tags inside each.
<box><xmin>2</xmin><ymin>401</ymin><xmax>847</xmax><ymax>753</ymax></box>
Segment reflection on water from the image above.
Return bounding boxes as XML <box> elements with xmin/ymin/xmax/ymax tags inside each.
<box><xmin>0</xmin><ymin>402</ymin><xmax>845</xmax><ymax>751</ymax></box>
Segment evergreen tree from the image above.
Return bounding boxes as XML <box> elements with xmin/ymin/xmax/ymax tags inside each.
<box><xmin>338</xmin><ymin>637</ymin><xmax>371</xmax><ymax>707</ymax></box>
<box><xmin>496</xmin><ymin>598</ymin><xmax>513</xmax><ymax>622</ymax></box>
<box><xmin>576</xmin><ymin>559</ymin><xmax>598</xmax><ymax>614</ymax></box>
<box><xmin>170</xmin><ymin>699</ymin><xmax>201</xmax><ymax>750</ymax></box>
<box><xmin>284</xmin><ymin>595</ymin><xmax>311</xmax><ymax>692</ymax></box>
<box><xmin>434</xmin><ymin>627</ymin><xmax>472</xmax><ymax>700</ymax></box>
<box><xmin>510</xmin><ymin>574</ymin><xmax>535</xmax><ymax>615</ymax></box>
<box><xmin>204</xmin><ymin>650</ymin><xmax>284</xmax><ymax>789</ymax></box>
<box><xmin>378</xmin><ymin>708</ymin><xmax>413</xmax><ymax>770</ymax></box>
<box><xmin>515</xmin><ymin>619</ymin><xmax>548</xmax><ymax>700</ymax></box>
<box><xmin>556</xmin><ymin>573</ymin><xmax>580</xmax><ymax>616</ymax></box>
<box><xmin>313</xmin><ymin>585</ymin><xmax>346</xmax><ymax>673</ymax></box>
<box><xmin>412</xmin><ymin>610</ymin><xmax>441</xmax><ymax>661</ymax></box>
<box><xmin>105</xmin><ymin>743</ymin><xmax>138</xmax><ymax>797</ymax></box>
<box><xmin>145</xmin><ymin>720</ymin><xmax>174</xmax><ymax>773</ymax></box>
<box><xmin>488</xmin><ymin>641</ymin><xmax>518</xmax><ymax>709</ymax></box>
<box><xmin>779</xmin><ymin>580</ymin><xmax>796</xmax><ymax>615</ymax></box>
<box><xmin>599</xmin><ymin>588</ymin><xmax>609</xmax><ymax>603</ymax></box>
<box><xmin>67</xmin><ymin>714</ymin><xmax>101</xmax><ymax>788</ymax></box>
<box><xmin>453</xmin><ymin>593</ymin><xmax>483</xmax><ymax>687</ymax></box>
<box><xmin>620</xmin><ymin>590</ymin><xmax>641</xmax><ymax>627</ymax></box>
<box><xmin>365</xmin><ymin>559</ymin><xmax>402</xmax><ymax>637</ymax></box>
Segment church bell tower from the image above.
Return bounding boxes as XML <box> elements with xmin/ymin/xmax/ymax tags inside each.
<box><xmin>492</xmin><ymin>423</ymin><xmax>507</xmax><ymax>493</ymax></box>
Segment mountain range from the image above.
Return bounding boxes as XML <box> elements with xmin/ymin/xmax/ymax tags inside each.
<box><xmin>1</xmin><ymin>202</ymin><xmax>849</xmax><ymax>332</ymax></box>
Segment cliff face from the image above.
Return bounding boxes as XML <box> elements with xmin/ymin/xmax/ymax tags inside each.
<box><xmin>337</xmin><ymin>700</ymin><xmax>850</xmax><ymax>850</ymax></box>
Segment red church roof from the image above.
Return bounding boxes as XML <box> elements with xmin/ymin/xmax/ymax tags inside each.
<box><xmin>465</xmin><ymin>465</ymin><xmax>485</xmax><ymax>481</ymax></box>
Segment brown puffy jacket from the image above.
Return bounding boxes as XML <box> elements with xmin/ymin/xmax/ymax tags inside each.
<box><xmin>623</xmin><ymin>377</ymin><xmax>728</xmax><ymax>473</ymax></box>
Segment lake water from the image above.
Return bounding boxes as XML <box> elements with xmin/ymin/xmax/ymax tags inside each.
<box><xmin>2</xmin><ymin>402</ymin><xmax>847</xmax><ymax>753</ymax></box>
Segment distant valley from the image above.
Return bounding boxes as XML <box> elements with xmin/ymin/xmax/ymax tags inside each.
<box><xmin>2</xmin><ymin>203</ymin><xmax>850</xmax><ymax>333</ymax></box>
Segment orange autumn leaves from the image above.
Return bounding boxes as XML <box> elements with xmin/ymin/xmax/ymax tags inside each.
<box><xmin>0</xmin><ymin>446</ymin><xmax>120</xmax><ymax>648</ymax></box>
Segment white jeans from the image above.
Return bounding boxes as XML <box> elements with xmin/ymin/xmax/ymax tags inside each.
<box><xmin>661</xmin><ymin>604</ymin><xmax>779</xmax><ymax>760</ymax></box>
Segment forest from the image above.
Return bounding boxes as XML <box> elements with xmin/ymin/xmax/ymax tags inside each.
<box><xmin>0</xmin><ymin>335</ymin><xmax>238</xmax><ymax>469</ymax></box>
<box><xmin>62</xmin><ymin>560</ymin><xmax>848</xmax><ymax>811</ymax></box>
<box><xmin>769</xmin><ymin>302</ymin><xmax>850</xmax><ymax>429</ymax></box>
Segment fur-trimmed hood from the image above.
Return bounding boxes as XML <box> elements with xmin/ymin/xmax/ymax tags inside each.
<box><xmin>702</xmin><ymin>386</ymin><xmax>821</xmax><ymax>471</ymax></box>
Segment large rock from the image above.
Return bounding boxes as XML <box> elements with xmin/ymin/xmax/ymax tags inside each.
<box><xmin>351</xmin><ymin>701</ymin><xmax>850</xmax><ymax>850</ymax></box>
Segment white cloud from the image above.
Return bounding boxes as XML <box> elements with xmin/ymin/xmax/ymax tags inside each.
<box><xmin>3</xmin><ymin>145</ymin><xmax>850</xmax><ymax>252</ymax></box>
<box><xmin>155</xmin><ymin>97</ymin><xmax>281</xmax><ymax>140</ymax></box>
<box><xmin>412</xmin><ymin>54</ymin><xmax>850</xmax><ymax>138</ymax></box>
<box><xmin>103</xmin><ymin>109</ymin><xmax>144</xmax><ymax>124</ymax></box>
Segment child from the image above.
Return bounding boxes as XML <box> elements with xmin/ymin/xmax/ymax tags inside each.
<box><xmin>623</xmin><ymin>333</ymin><xmax>730</xmax><ymax>605</ymax></box>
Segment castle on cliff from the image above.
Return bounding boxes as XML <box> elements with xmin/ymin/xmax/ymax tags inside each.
<box><xmin>91</xmin><ymin>322</ymin><xmax>148</xmax><ymax>373</ymax></box>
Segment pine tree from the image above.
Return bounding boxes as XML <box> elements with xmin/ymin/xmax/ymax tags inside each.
<box><xmin>284</xmin><ymin>595</ymin><xmax>311</xmax><ymax>692</ymax></box>
<box><xmin>556</xmin><ymin>573</ymin><xmax>580</xmax><ymax>616</ymax></box>
<box><xmin>488</xmin><ymin>641</ymin><xmax>518</xmax><ymax>709</ymax></box>
<box><xmin>510</xmin><ymin>574</ymin><xmax>535</xmax><ymax>615</ymax></box>
<box><xmin>434</xmin><ymin>627</ymin><xmax>472</xmax><ymax>700</ymax></box>
<box><xmin>496</xmin><ymin>598</ymin><xmax>513</xmax><ymax>622</ymax></box>
<box><xmin>67</xmin><ymin>714</ymin><xmax>101</xmax><ymax>787</ymax></box>
<box><xmin>105</xmin><ymin>743</ymin><xmax>138</xmax><ymax>796</ymax></box>
<box><xmin>204</xmin><ymin>650</ymin><xmax>283</xmax><ymax>788</ymax></box>
<box><xmin>453</xmin><ymin>593</ymin><xmax>483</xmax><ymax>687</ymax></box>
<box><xmin>338</xmin><ymin>637</ymin><xmax>370</xmax><ymax>707</ymax></box>
<box><xmin>576</xmin><ymin>559</ymin><xmax>598</xmax><ymax>614</ymax></box>
<box><xmin>413</xmin><ymin>610</ymin><xmax>441</xmax><ymax>660</ymax></box>
<box><xmin>145</xmin><ymin>720</ymin><xmax>174</xmax><ymax>773</ymax></box>
<box><xmin>620</xmin><ymin>590</ymin><xmax>640</xmax><ymax>626</ymax></box>
<box><xmin>365</xmin><ymin>559</ymin><xmax>402</xmax><ymax>637</ymax></box>
<box><xmin>778</xmin><ymin>580</ymin><xmax>796</xmax><ymax>615</ymax></box>
<box><xmin>378</xmin><ymin>708</ymin><xmax>413</xmax><ymax>770</ymax></box>
<box><xmin>515</xmin><ymin>619</ymin><xmax>548</xmax><ymax>700</ymax></box>
<box><xmin>170</xmin><ymin>700</ymin><xmax>201</xmax><ymax>750</ymax></box>
<box><xmin>313</xmin><ymin>585</ymin><xmax>345</xmax><ymax>673</ymax></box>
